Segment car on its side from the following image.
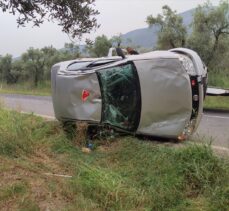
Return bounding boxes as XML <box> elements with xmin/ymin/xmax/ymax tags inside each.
<box><xmin>51</xmin><ymin>48</ymin><xmax>207</xmax><ymax>140</ymax></box>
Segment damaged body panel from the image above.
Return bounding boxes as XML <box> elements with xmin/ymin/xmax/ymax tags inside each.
<box><xmin>134</xmin><ymin>57</ymin><xmax>192</xmax><ymax>138</ymax></box>
<box><xmin>55</xmin><ymin>72</ymin><xmax>102</xmax><ymax>122</ymax></box>
<box><xmin>51</xmin><ymin>48</ymin><xmax>207</xmax><ymax>140</ymax></box>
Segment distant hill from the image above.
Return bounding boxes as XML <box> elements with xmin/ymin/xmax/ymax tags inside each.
<box><xmin>121</xmin><ymin>8</ymin><xmax>195</xmax><ymax>49</ymax></box>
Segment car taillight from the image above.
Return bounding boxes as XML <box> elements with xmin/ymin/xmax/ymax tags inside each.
<box><xmin>190</xmin><ymin>76</ymin><xmax>199</xmax><ymax>120</ymax></box>
<box><xmin>191</xmin><ymin>79</ymin><xmax>196</xmax><ymax>86</ymax></box>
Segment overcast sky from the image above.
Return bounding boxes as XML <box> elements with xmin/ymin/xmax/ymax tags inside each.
<box><xmin>0</xmin><ymin>0</ymin><xmax>221</xmax><ymax>56</ymax></box>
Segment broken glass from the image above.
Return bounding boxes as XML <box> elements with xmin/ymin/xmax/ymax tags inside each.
<box><xmin>97</xmin><ymin>63</ymin><xmax>141</xmax><ymax>131</ymax></box>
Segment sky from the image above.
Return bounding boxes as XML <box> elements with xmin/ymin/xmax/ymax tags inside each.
<box><xmin>0</xmin><ymin>0</ymin><xmax>222</xmax><ymax>57</ymax></box>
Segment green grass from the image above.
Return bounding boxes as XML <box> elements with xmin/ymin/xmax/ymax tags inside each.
<box><xmin>0</xmin><ymin>182</ymin><xmax>27</xmax><ymax>201</ymax></box>
<box><xmin>204</xmin><ymin>71</ymin><xmax>229</xmax><ymax>110</ymax></box>
<box><xmin>204</xmin><ymin>96</ymin><xmax>229</xmax><ymax>110</ymax></box>
<box><xmin>0</xmin><ymin>108</ymin><xmax>229</xmax><ymax>210</ymax></box>
<box><xmin>0</xmin><ymin>81</ymin><xmax>51</xmax><ymax>96</ymax></box>
<box><xmin>208</xmin><ymin>71</ymin><xmax>229</xmax><ymax>89</ymax></box>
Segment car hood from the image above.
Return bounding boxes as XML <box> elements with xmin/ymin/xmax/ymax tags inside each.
<box><xmin>52</xmin><ymin>68</ymin><xmax>102</xmax><ymax>122</ymax></box>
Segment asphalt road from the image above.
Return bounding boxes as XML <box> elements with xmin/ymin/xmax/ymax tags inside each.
<box><xmin>0</xmin><ymin>93</ymin><xmax>228</xmax><ymax>150</ymax></box>
<box><xmin>194</xmin><ymin>112</ymin><xmax>229</xmax><ymax>150</ymax></box>
<box><xmin>0</xmin><ymin>94</ymin><xmax>54</xmax><ymax>117</ymax></box>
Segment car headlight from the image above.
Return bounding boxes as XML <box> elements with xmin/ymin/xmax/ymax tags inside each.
<box><xmin>178</xmin><ymin>55</ymin><xmax>196</xmax><ymax>75</ymax></box>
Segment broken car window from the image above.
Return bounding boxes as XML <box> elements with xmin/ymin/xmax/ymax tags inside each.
<box><xmin>67</xmin><ymin>61</ymin><xmax>92</xmax><ymax>71</ymax></box>
<box><xmin>97</xmin><ymin>63</ymin><xmax>141</xmax><ymax>131</ymax></box>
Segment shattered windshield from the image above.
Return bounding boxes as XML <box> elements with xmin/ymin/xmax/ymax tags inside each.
<box><xmin>97</xmin><ymin>63</ymin><xmax>141</xmax><ymax>131</ymax></box>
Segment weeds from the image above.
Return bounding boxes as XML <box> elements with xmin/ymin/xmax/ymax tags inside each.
<box><xmin>0</xmin><ymin>108</ymin><xmax>228</xmax><ymax>210</ymax></box>
<box><xmin>0</xmin><ymin>182</ymin><xmax>27</xmax><ymax>201</ymax></box>
<box><xmin>208</xmin><ymin>71</ymin><xmax>229</xmax><ymax>88</ymax></box>
<box><xmin>0</xmin><ymin>81</ymin><xmax>51</xmax><ymax>96</ymax></box>
<box><xmin>204</xmin><ymin>96</ymin><xmax>229</xmax><ymax>110</ymax></box>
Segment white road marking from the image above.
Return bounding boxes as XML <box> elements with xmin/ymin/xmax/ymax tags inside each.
<box><xmin>204</xmin><ymin>115</ymin><xmax>229</xmax><ymax>120</ymax></box>
<box><xmin>211</xmin><ymin>145</ymin><xmax>229</xmax><ymax>152</ymax></box>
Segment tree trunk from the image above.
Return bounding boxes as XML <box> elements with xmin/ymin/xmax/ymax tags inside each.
<box><xmin>34</xmin><ymin>68</ymin><xmax>39</xmax><ymax>87</ymax></box>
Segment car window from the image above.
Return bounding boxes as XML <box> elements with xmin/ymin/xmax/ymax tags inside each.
<box><xmin>88</xmin><ymin>60</ymin><xmax>117</xmax><ymax>67</ymax></box>
<box><xmin>67</xmin><ymin>60</ymin><xmax>118</xmax><ymax>71</ymax></box>
<box><xmin>97</xmin><ymin>63</ymin><xmax>141</xmax><ymax>131</ymax></box>
<box><xmin>67</xmin><ymin>61</ymin><xmax>92</xmax><ymax>71</ymax></box>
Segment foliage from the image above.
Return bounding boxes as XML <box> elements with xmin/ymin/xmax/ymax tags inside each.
<box><xmin>147</xmin><ymin>5</ymin><xmax>187</xmax><ymax>49</ymax></box>
<box><xmin>147</xmin><ymin>1</ymin><xmax>229</xmax><ymax>72</ymax></box>
<box><xmin>0</xmin><ymin>0</ymin><xmax>99</xmax><ymax>38</ymax></box>
<box><xmin>63</xmin><ymin>43</ymin><xmax>80</xmax><ymax>57</ymax></box>
<box><xmin>110</xmin><ymin>33</ymin><xmax>123</xmax><ymax>47</ymax></box>
<box><xmin>86</xmin><ymin>35</ymin><xmax>112</xmax><ymax>57</ymax></box>
<box><xmin>187</xmin><ymin>0</ymin><xmax>229</xmax><ymax>67</ymax></box>
<box><xmin>0</xmin><ymin>43</ymin><xmax>81</xmax><ymax>87</ymax></box>
<box><xmin>22</xmin><ymin>48</ymin><xmax>46</xmax><ymax>87</ymax></box>
<box><xmin>0</xmin><ymin>54</ymin><xmax>16</xmax><ymax>84</ymax></box>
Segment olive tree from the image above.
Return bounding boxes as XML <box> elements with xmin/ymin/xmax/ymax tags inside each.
<box><xmin>0</xmin><ymin>54</ymin><xmax>16</xmax><ymax>84</ymax></box>
<box><xmin>188</xmin><ymin>0</ymin><xmax>229</xmax><ymax>67</ymax></box>
<box><xmin>86</xmin><ymin>35</ymin><xmax>112</xmax><ymax>57</ymax></box>
<box><xmin>22</xmin><ymin>48</ymin><xmax>45</xmax><ymax>87</ymax></box>
<box><xmin>146</xmin><ymin>5</ymin><xmax>187</xmax><ymax>49</ymax></box>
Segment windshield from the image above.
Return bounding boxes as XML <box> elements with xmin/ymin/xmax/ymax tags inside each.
<box><xmin>97</xmin><ymin>63</ymin><xmax>141</xmax><ymax>131</ymax></box>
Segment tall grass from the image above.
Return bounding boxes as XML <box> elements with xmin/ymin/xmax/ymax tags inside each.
<box><xmin>0</xmin><ymin>81</ymin><xmax>51</xmax><ymax>96</ymax></box>
<box><xmin>204</xmin><ymin>71</ymin><xmax>229</xmax><ymax>110</ymax></box>
<box><xmin>208</xmin><ymin>71</ymin><xmax>229</xmax><ymax>88</ymax></box>
<box><xmin>0</xmin><ymin>108</ymin><xmax>229</xmax><ymax>210</ymax></box>
<box><xmin>204</xmin><ymin>96</ymin><xmax>229</xmax><ymax>110</ymax></box>
<box><xmin>53</xmin><ymin>137</ymin><xmax>229</xmax><ymax>210</ymax></box>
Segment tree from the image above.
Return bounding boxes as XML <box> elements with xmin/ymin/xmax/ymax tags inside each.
<box><xmin>0</xmin><ymin>0</ymin><xmax>99</xmax><ymax>38</ymax></box>
<box><xmin>0</xmin><ymin>54</ymin><xmax>16</xmax><ymax>84</ymax></box>
<box><xmin>110</xmin><ymin>34</ymin><xmax>123</xmax><ymax>47</ymax></box>
<box><xmin>188</xmin><ymin>0</ymin><xmax>229</xmax><ymax>67</ymax></box>
<box><xmin>22</xmin><ymin>48</ymin><xmax>45</xmax><ymax>87</ymax></box>
<box><xmin>146</xmin><ymin>5</ymin><xmax>187</xmax><ymax>49</ymax></box>
<box><xmin>86</xmin><ymin>35</ymin><xmax>112</xmax><ymax>57</ymax></box>
<box><xmin>41</xmin><ymin>46</ymin><xmax>60</xmax><ymax>80</ymax></box>
<box><xmin>11</xmin><ymin>60</ymin><xmax>25</xmax><ymax>83</ymax></box>
<box><xmin>64</xmin><ymin>43</ymin><xmax>80</xmax><ymax>58</ymax></box>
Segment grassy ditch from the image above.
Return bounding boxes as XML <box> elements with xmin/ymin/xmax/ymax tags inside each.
<box><xmin>0</xmin><ymin>108</ymin><xmax>229</xmax><ymax>210</ymax></box>
<box><xmin>0</xmin><ymin>81</ymin><xmax>51</xmax><ymax>96</ymax></box>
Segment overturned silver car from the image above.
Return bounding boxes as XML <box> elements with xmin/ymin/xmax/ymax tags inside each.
<box><xmin>51</xmin><ymin>48</ymin><xmax>207</xmax><ymax>140</ymax></box>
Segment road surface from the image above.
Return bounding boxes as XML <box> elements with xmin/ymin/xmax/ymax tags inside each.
<box><xmin>0</xmin><ymin>94</ymin><xmax>54</xmax><ymax>117</ymax></box>
<box><xmin>0</xmin><ymin>93</ymin><xmax>228</xmax><ymax>150</ymax></box>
